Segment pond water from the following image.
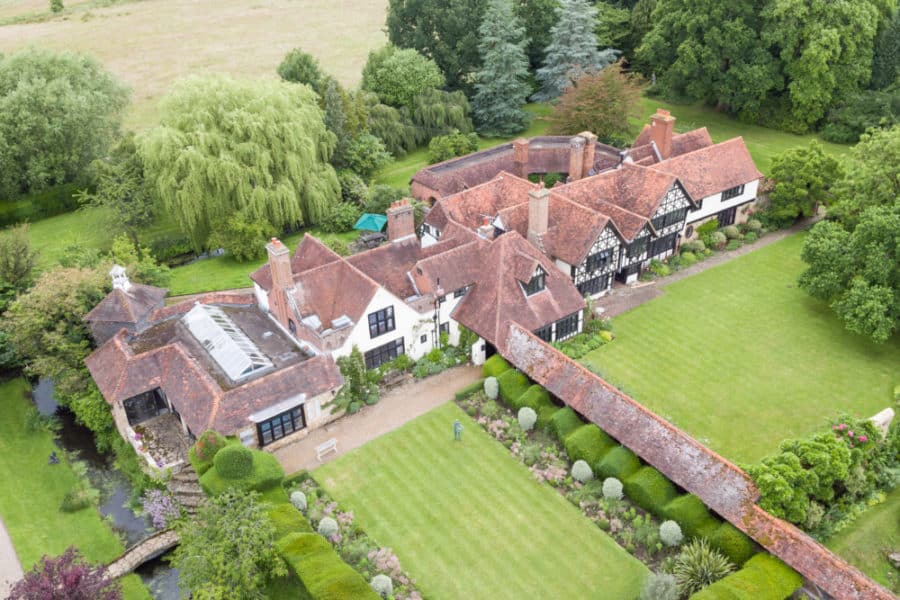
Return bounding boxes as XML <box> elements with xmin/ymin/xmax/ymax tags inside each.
<box><xmin>32</xmin><ymin>378</ymin><xmax>181</xmax><ymax>598</ymax></box>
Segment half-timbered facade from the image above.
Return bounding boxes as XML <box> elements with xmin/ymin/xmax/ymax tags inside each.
<box><xmin>569</xmin><ymin>224</ymin><xmax>620</xmax><ymax>296</ymax></box>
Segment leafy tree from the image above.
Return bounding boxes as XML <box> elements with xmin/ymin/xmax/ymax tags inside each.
<box><xmin>361</xmin><ymin>45</ymin><xmax>445</xmax><ymax>107</ymax></box>
<box><xmin>594</xmin><ymin>2</ymin><xmax>632</xmax><ymax>54</ymax></box>
<box><xmin>428</xmin><ymin>131</ymin><xmax>479</xmax><ymax>163</ymax></box>
<box><xmin>799</xmin><ymin>204</ymin><xmax>899</xmax><ymax>342</ymax></box>
<box><xmin>472</xmin><ymin>0</ymin><xmax>532</xmax><ymax>136</ymax></box>
<box><xmin>140</xmin><ymin>76</ymin><xmax>339</xmax><ymax>250</ymax></box>
<box><xmin>8</xmin><ymin>546</ymin><xmax>121</xmax><ymax>600</ymax></box>
<box><xmin>515</xmin><ymin>0</ymin><xmax>559</xmax><ymax>71</ymax></box>
<box><xmin>341</xmin><ymin>133</ymin><xmax>392</xmax><ymax>180</ymax></box>
<box><xmin>830</xmin><ymin>125</ymin><xmax>900</xmax><ymax>228</ymax></box>
<box><xmin>386</xmin><ymin>0</ymin><xmax>487</xmax><ymax>93</ymax></box>
<box><xmin>109</xmin><ymin>234</ymin><xmax>171</xmax><ymax>288</ymax></box>
<box><xmin>365</xmin><ymin>185</ymin><xmax>406</xmax><ymax>214</ymax></box>
<box><xmin>49</xmin><ymin>0</ymin><xmax>63</xmax><ymax>12</ymax></box>
<box><xmin>821</xmin><ymin>82</ymin><xmax>900</xmax><ymax>144</ymax></box>
<box><xmin>277</xmin><ymin>48</ymin><xmax>325</xmax><ymax>94</ymax></box>
<box><xmin>402</xmin><ymin>88</ymin><xmax>474</xmax><ymax>145</ymax></box>
<box><xmin>532</xmin><ymin>0</ymin><xmax>619</xmax><ymax>102</ymax></box>
<box><xmin>337</xmin><ymin>170</ymin><xmax>369</xmax><ymax>206</ymax></box>
<box><xmin>365</xmin><ymin>98</ymin><xmax>418</xmax><ymax>157</ymax></box>
<box><xmin>333</xmin><ymin>345</ymin><xmax>378</xmax><ymax>413</ymax></box>
<box><xmin>766</xmin><ymin>141</ymin><xmax>844</xmax><ymax>227</ymax></box>
<box><xmin>628</xmin><ymin>0</ymin><xmax>657</xmax><ymax>71</ymax></box>
<box><xmin>0</xmin><ymin>48</ymin><xmax>129</xmax><ymax>198</ymax></box>
<box><xmin>171</xmin><ymin>491</ymin><xmax>286</xmax><ymax>599</ymax></box>
<box><xmin>208</xmin><ymin>213</ymin><xmax>275</xmax><ymax>262</ymax></box>
<box><xmin>77</xmin><ymin>133</ymin><xmax>156</xmax><ymax>247</ymax></box>
<box><xmin>0</xmin><ymin>224</ymin><xmax>37</xmax><ymax>291</ymax></box>
<box><xmin>547</xmin><ymin>62</ymin><xmax>642</xmax><ymax>145</ymax></box>
<box><xmin>871</xmin><ymin>10</ymin><xmax>900</xmax><ymax>89</ymax></box>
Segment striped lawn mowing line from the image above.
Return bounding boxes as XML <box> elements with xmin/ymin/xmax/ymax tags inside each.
<box><xmin>582</xmin><ymin>233</ymin><xmax>900</xmax><ymax>464</ymax></box>
<box><xmin>315</xmin><ymin>402</ymin><xmax>648</xmax><ymax>599</ymax></box>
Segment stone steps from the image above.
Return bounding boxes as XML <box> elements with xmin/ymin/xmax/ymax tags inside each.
<box><xmin>166</xmin><ymin>464</ymin><xmax>205</xmax><ymax>514</ymax></box>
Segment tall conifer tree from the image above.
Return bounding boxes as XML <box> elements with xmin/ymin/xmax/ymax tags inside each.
<box><xmin>532</xmin><ymin>0</ymin><xmax>619</xmax><ymax>102</ymax></box>
<box><xmin>473</xmin><ymin>0</ymin><xmax>532</xmax><ymax>136</ymax></box>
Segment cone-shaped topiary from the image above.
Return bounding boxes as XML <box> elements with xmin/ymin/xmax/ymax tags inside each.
<box><xmin>572</xmin><ymin>459</ymin><xmax>593</xmax><ymax>482</ymax></box>
<box><xmin>317</xmin><ymin>516</ymin><xmax>338</xmax><ymax>538</ymax></box>
<box><xmin>518</xmin><ymin>406</ymin><xmax>537</xmax><ymax>431</ymax></box>
<box><xmin>213</xmin><ymin>444</ymin><xmax>254</xmax><ymax>479</ymax></box>
<box><xmin>370</xmin><ymin>574</ymin><xmax>393</xmax><ymax>598</ymax></box>
<box><xmin>290</xmin><ymin>490</ymin><xmax>307</xmax><ymax>513</ymax></box>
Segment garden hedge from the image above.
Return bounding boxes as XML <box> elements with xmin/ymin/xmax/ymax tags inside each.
<box><xmin>662</xmin><ymin>494</ymin><xmax>720</xmax><ymax>539</ymax></box>
<box><xmin>454</xmin><ymin>378</ymin><xmax>486</xmax><ymax>400</ymax></box>
<box><xmin>709</xmin><ymin>522</ymin><xmax>756</xmax><ymax>567</ymax></box>
<box><xmin>267</xmin><ymin>503</ymin><xmax>314</xmax><ymax>539</ymax></box>
<box><xmin>519</xmin><ymin>385</ymin><xmax>553</xmax><ymax>411</ymax></box>
<box><xmin>482</xmin><ymin>355</ymin><xmax>512</xmax><ymax>378</ymax></box>
<box><xmin>689</xmin><ymin>554</ymin><xmax>802</xmax><ymax>600</ymax></box>
<box><xmin>188</xmin><ymin>430</ymin><xmax>228</xmax><ymax>475</ymax></box>
<box><xmin>537</xmin><ymin>404</ymin><xmax>561</xmax><ymax>430</ymax></box>
<box><xmin>277</xmin><ymin>532</ymin><xmax>379</xmax><ymax>599</ymax></box>
<box><xmin>497</xmin><ymin>369</ymin><xmax>531</xmax><ymax>408</ymax></box>
<box><xmin>200</xmin><ymin>449</ymin><xmax>285</xmax><ymax>496</ymax></box>
<box><xmin>564</xmin><ymin>424</ymin><xmax>616</xmax><ymax>467</ymax></box>
<box><xmin>595</xmin><ymin>446</ymin><xmax>642</xmax><ymax>481</ymax></box>
<box><xmin>623</xmin><ymin>466</ymin><xmax>678</xmax><ymax>517</ymax></box>
<box><xmin>550</xmin><ymin>407</ymin><xmax>583</xmax><ymax>441</ymax></box>
<box><xmin>213</xmin><ymin>444</ymin><xmax>254</xmax><ymax>479</ymax></box>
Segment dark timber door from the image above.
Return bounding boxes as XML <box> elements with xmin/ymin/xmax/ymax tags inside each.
<box><xmin>717</xmin><ymin>207</ymin><xmax>737</xmax><ymax>227</ymax></box>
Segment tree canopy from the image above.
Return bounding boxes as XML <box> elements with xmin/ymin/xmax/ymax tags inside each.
<box><xmin>767</xmin><ymin>141</ymin><xmax>844</xmax><ymax>227</ymax></box>
<box><xmin>0</xmin><ymin>48</ymin><xmax>129</xmax><ymax>198</ymax></box>
<box><xmin>829</xmin><ymin>125</ymin><xmax>900</xmax><ymax>228</ymax></box>
<box><xmin>8</xmin><ymin>547</ymin><xmax>121</xmax><ymax>600</ymax></box>
<box><xmin>361</xmin><ymin>45</ymin><xmax>444</xmax><ymax>107</ymax></box>
<box><xmin>140</xmin><ymin>76</ymin><xmax>340</xmax><ymax>250</ymax></box>
<box><xmin>532</xmin><ymin>0</ymin><xmax>619</xmax><ymax>102</ymax></box>
<box><xmin>277</xmin><ymin>48</ymin><xmax>325</xmax><ymax>95</ymax></box>
<box><xmin>472</xmin><ymin>0</ymin><xmax>532</xmax><ymax>136</ymax></box>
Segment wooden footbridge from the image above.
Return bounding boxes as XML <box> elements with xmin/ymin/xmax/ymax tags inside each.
<box><xmin>105</xmin><ymin>529</ymin><xmax>179</xmax><ymax>579</ymax></box>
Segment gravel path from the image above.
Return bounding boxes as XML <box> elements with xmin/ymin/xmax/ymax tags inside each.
<box><xmin>274</xmin><ymin>365</ymin><xmax>483</xmax><ymax>474</ymax></box>
<box><xmin>0</xmin><ymin>516</ymin><xmax>23</xmax><ymax>597</ymax></box>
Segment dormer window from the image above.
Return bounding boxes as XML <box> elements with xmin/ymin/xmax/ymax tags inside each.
<box><xmin>522</xmin><ymin>266</ymin><xmax>546</xmax><ymax>296</ymax></box>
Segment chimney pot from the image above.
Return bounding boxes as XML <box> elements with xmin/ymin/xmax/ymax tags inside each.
<box><xmin>387</xmin><ymin>198</ymin><xmax>416</xmax><ymax>242</ymax></box>
<box><xmin>649</xmin><ymin>108</ymin><xmax>676</xmax><ymax>159</ymax></box>
<box><xmin>527</xmin><ymin>188</ymin><xmax>550</xmax><ymax>248</ymax></box>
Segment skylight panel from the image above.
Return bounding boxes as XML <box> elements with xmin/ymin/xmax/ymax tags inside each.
<box><xmin>183</xmin><ymin>304</ymin><xmax>273</xmax><ymax>381</ymax></box>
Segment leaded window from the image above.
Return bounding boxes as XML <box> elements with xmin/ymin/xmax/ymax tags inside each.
<box><xmin>258</xmin><ymin>406</ymin><xmax>306</xmax><ymax>446</ymax></box>
<box><xmin>721</xmin><ymin>184</ymin><xmax>745</xmax><ymax>201</ymax></box>
<box><xmin>627</xmin><ymin>237</ymin><xmax>648</xmax><ymax>258</ymax></box>
<box><xmin>453</xmin><ymin>287</ymin><xmax>468</xmax><ymax>298</ymax></box>
<box><xmin>555</xmin><ymin>313</ymin><xmax>579</xmax><ymax>341</ymax></box>
<box><xmin>368</xmin><ymin>306</ymin><xmax>395</xmax><ymax>338</ymax></box>
<box><xmin>364</xmin><ymin>337</ymin><xmax>405</xmax><ymax>369</ymax></box>
<box><xmin>522</xmin><ymin>267</ymin><xmax>546</xmax><ymax>295</ymax></box>
<box><xmin>535</xmin><ymin>325</ymin><xmax>552</xmax><ymax>342</ymax></box>
<box><xmin>649</xmin><ymin>233</ymin><xmax>678</xmax><ymax>257</ymax></box>
<box><xmin>577</xmin><ymin>274</ymin><xmax>611</xmax><ymax>297</ymax></box>
<box><xmin>651</xmin><ymin>208</ymin><xmax>688</xmax><ymax>230</ymax></box>
<box><xmin>585</xmin><ymin>249</ymin><xmax>612</xmax><ymax>272</ymax></box>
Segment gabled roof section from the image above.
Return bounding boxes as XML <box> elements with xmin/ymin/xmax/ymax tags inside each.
<box><xmin>452</xmin><ymin>232</ymin><xmax>585</xmax><ymax>345</ymax></box>
<box><xmin>630</xmin><ymin>126</ymin><xmax>714</xmax><ymax>162</ymax></box>
<box><xmin>293</xmin><ymin>259</ymin><xmax>379</xmax><ymax>328</ymax></box>
<box><xmin>425</xmin><ymin>172</ymin><xmax>538</xmax><ymax>232</ymax></box>
<box><xmin>591</xmin><ymin>200</ymin><xmax>651</xmax><ymax>241</ymax></box>
<box><xmin>557</xmin><ymin>162</ymin><xmax>676</xmax><ymax>223</ymax></box>
<box><xmin>84</xmin><ymin>284</ymin><xmax>167</xmax><ymax>324</ymax></box>
<box><xmin>652</xmin><ymin>137</ymin><xmax>763</xmax><ymax>200</ymax></box>
<box><xmin>250</xmin><ymin>234</ymin><xmax>342</xmax><ymax>290</ymax></box>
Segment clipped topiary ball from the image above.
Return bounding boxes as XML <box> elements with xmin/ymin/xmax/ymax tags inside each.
<box><xmin>213</xmin><ymin>444</ymin><xmax>254</xmax><ymax>479</ymax></box>
<box><xmin>370</xmin><ymin>574</ymin><xmax>393</xmax><ymax>598</ymax></box>
<box><xmin>660</xmin><ymin>520</ymin><xmax>684</xmax><ymax>547</ymax></box>
<box><xmin>317</xmin><ymin>516</ymin><xmax>338</xmax><ymax>538</ymax></box>
<box><xmin>572</xmin><ymin>459</ymin><xmax>593</xmax><ymax>483</ymax></box>
<box><xmin>518</xmin><ymin>406</ymin><xmax>537</xmax><ymax>431</ymax></box>
<box><xmin>722</xmin><ymin>225</ymin><xmax>740</xmax><ymax>240</ymax></box>
<box><xmin>746</xmin><ymin>219</ymin><xmax>762</xmax><ymax>232</ymax></box>
<box><xmin>484</xmin><ymin>376</ymin><xmax>499</xmax><ymax>400</ymax></box>
<box><xmin>602</xmin><ymin>477</ymin><xmax>623</xmax><ymax>500</ymax></box>
<box><xmin>290</xmin><ymin>490</ymin><xmax>307</xmax><ymax>513</ymax></box>
<box><xmin>639</xmin><ymin>572</ymin><xmax>678</xmax><ymax>600</ymax></box>
<box><xmin>192</xmin><ymin>429</ymin><xmax>227</xmax><ymax>462</ymax></box>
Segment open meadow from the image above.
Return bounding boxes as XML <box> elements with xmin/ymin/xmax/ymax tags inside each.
<box><xmin>580</xmin><ymin>233</ymin><xmax>900</xmax><ymax>465</ymax></box>
<box><xmin>315</xmin><ymin>402</ymin><xmax>648</xmax><ymax>599</ymax></box>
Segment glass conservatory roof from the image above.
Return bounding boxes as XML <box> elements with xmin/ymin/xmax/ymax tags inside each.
<box><xmin>182</xmin><ymin>304</ymin><xmax>273</xmax><ymax>381</ymax></box>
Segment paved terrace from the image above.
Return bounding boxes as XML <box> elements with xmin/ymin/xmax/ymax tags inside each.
<box><xmin>501</xmin><ymin>323</ymin><xmax>893</xmax><ymax>600</ymax></box>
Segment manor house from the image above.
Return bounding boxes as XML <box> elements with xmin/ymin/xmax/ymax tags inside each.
<box><xmin>83</xmin><ymin>110</ymin><xmax>762</xmax><ymax>464</ymax></box>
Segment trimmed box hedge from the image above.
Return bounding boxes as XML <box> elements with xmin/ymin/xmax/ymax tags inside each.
<box><xmin>277</xmin><ymin>532</ymin><xmax>379</xmax><ymax>600</ymax></box>
<box><xmin>188</xmin><ymin>430</ymin><xmax>228</xmax><ymax>475</ymax></box>
<box><xmin>564</xmin><ymin>424</ymin><xmax>616</xmax><ymax>467</ymax></box>
<box><xmin>662</xmin><ymin>494</ymin><xmax>720</xmax><ymax>539</ymax></box>
<box><xmin>623</xmin><ymin>466</ymin><xmax>678</xmax><ymax>517</ymax></box>
<box><xmin>595</xmin><ymin>446</ymin><xmax>642</xmax><ymax>481</ymax></box>
<box><xmin>267</xmin><ymin>503</ymin><xmax>314</xmax><ymax>538</ymax></box>
<box><xmin>482</xmin><ymin>355</ymin><xmax>512</xmax><ymax>378</ymax></box>
<box><xmin>497</xmin><ymin>369</ymin><xmax>531</xmax><ymax>408</ymax></box>
<box><xmin>690</xmin><ymin>554</ymin><xmax>802</xmax><ymax>600</ymax></box>
<box><xmin>550</xmin><ymin>407</ymin><xmax>583</xmax><ymax>441</ymax></box>
<box><xmin>709</xmin><ymin>522</ymin><xmax>756</xmax><ymax>567</ymax></box>
<box><xmin>537</xmin><ymin>404</ymin><xmax>561</xmax><ymax>430</ymax></box>
<box><xmin>519</xmin><ymin>385</ymin><xmax>553</xmax><ymax>411</ymax></box>
<box><xmin>199</xmin><ymin>449</ymin><xmax>285</xmax><ymax>496</ymax></box>
<box><xmin>454</xmin><ymin>378</ymin><xmax>486</xmax><ymax>400</ymax></box>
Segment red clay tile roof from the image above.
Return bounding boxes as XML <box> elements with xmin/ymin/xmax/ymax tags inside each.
<box><xmin>84</xmin><ymin>284</ymin><xmax>167</xmax><ymax>324</ymax></box>
<box><xmin>293</xmin><ymin>260</ymin><xmax>378</xmax><ymax>327</ymax></box>
<box><xmin>590</xmin><ymin>200</ymin><xmax>651</xmax><ymax>241</ymax></box>
<box><xmin>652</xmin><ymin>137</ymin><xmax>762</xmax><ymax>200</ymax></box>
<box><xmin>424</xmin><ymin>172</ymin><xmax>539</xmax><ymax>232</ymax></box>
<box><xmin>451</xmin><ymin>232</ymin><xmax>585</xmax><ymax>344</ymax></box>
<box><xmin>250</xmin><ymin>234</ymin><xmax>342</xmax><ymax>290</ymax></box>
<box><xmin>672</xmin><ymin>128</ymin><xmax>713</xmax><ymax>155</ymax></box>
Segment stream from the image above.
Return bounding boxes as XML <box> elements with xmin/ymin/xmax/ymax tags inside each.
<box><xmin>32</xmin><ymin>378</ymin><xmax>181</xmax><ymax>598</ymax></box>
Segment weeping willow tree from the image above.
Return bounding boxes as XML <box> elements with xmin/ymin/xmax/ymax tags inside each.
<box><xmin>401</xmin><ymin>89</ymin><xmax>474</xmax><ymax>146</ymax></box>
<box><xmin>140</xmin><ymin>76</ymin><xmax>340</xmax><ymax>250</ymax></box>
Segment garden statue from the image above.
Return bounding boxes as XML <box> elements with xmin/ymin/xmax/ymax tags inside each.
<box><xmin>453</xmin><ymin>419</ymin><xmax>463</xmax><ymax>441</ymax></box>
<box><xmin>48</xmin><ymin>451</ymin><xmax>59</xmax><ymax>465</ymax></box>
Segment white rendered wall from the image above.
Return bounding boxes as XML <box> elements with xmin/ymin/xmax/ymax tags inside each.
<box><xmin>333</xmin><ymin>287</ymin><xmax>432</xmax><ymax>362</ymax></box>
<box><xmin>686</xmin><ymin>179</ymin><xmax>759</xmax><ymax>224</ymax></box>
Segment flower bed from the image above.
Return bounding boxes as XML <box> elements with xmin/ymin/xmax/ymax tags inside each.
<box><xmin>286</xmin><ymin>473</ymin><xmax>423</xmax><ymax>600</ymax></box>
<box><xmin>456</xmin><ymin>389</ymin><xmax>681</xmax><ymax>571</ymax></box>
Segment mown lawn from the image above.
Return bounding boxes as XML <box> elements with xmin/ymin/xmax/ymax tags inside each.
<box><xmin>827</xmin><ymin>488</ymin><xmax>900</xmax><ymax>592</ymax></box>
<box><xmin>0</xmin><ymin>378</ymin><xmax>149</xmax><ymax>599</ymax></box>
<box><xmin>580</xmin><ymin>234</ymin><xmax>900</xmax><ymax>464</ymax></box>
<box><xmin>315</xmin><ymin>402</ymin><xmax>648</xmax><ymax>600</ymax></box>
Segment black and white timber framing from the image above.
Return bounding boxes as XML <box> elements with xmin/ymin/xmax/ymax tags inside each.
<box><xmin>571</xmin><ymin>224</ymin><xmax>620</xmax><ymax>297</ymax></box>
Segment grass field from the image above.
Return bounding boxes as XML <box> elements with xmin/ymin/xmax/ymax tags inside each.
<box><xmin>0</xmin><ymin>378</ymin><xmax>149</xmax><ymax>599</ymax></box>
<box><xmin>0</xmin><ymin>0</ymin><xmax>388</xmax><ymax>129</ymax></box>
<box><xmin>315</xmin><ymin>402</ymin><xmax>648</xmax><ymax>599</ymax></box>
<box><xmin>580</xmin><ymin>234</ymin><xmax>900</xmax><ymax>464</ymax></box>
<box><xmin>827</xmin><ymin>488</ymin><xmax>900</xmax><ymax>592</ymax></box>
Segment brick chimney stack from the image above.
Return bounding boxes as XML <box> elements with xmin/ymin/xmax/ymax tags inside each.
<box><xmin>649</xmin><ymin>108</ymin><xmax>676</xmax><ymax>159</ymax></box>
<box><xmin>579</xmin><ymin>131</ymin><xmax>597</xmax><ymax>178</ymax></box>
<box><xmin>265</xmin><ymin>237</ymin><xmax>295</xmax><ymax>330</ymax></box>
<box><xmin>387</xmin><ymin>199</ymin><xmax>416</xmax><ymax>242</ymax></box>
<box><xmin>512</xmin><ymin>138</ymin><xmax>529</xmax><ymax>179</ymax></box>
<box><xmin>477</xmin><ymin>216</ymin><xmax>495</xmax><ymax>240</ymax></box>
<box><xmin>527</xmin><ymin>188</ymin><xmax>550</xmax><ymax>247</ymax></box>
<box><xmin>567</xmin><ymin>136</ymin><xmax>586</xmax><ymax>181</ymax></box>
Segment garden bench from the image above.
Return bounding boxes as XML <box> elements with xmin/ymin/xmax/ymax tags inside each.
<box><xmin>316</xmin><ymin>438</ymin><xmax>338</xmax><ymax>462</ymax></box>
